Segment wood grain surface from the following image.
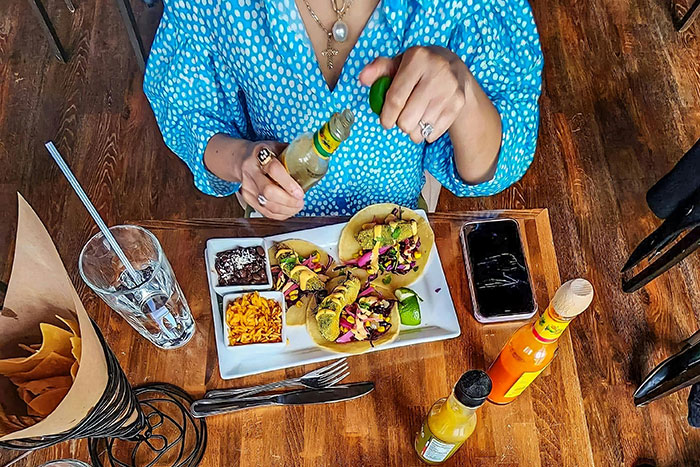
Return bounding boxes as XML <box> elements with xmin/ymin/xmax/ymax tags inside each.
<box><xmin>2</xmin><ymin>210</ymin><xmax>593</xmax><ymax>466</ymax></box>
<box><xmin>0</xmin><ymin>0</ymin><xmax>699</xmax><ymax>465</ymax></box>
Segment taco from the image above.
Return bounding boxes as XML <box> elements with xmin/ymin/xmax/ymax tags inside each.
<box><xmin>306</xmin><ymin>275</ymin><xmax>400</xmax><ymax>354</ymax></box>
<box><xmin>269</xmin><ymin>240</ymin><xmax>335</xmax><ymax>326</ymax></box>
<box><xmin>338</xmin><ymin>204</ymin><xmax>435</xmax><ymax>288</ymax></box>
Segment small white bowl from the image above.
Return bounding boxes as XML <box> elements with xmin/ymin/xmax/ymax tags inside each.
<box><xmin>222</xmin><ymin>291</ymin><xmax>287</xmax><ymax>351</ymax></box>
<box><xmin>206</xmin><ymin>238</ymin><xmax>273</xmax><ymax>296</ymax></box>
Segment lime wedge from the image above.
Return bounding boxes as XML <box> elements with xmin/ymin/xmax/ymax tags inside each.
<box><xmin>369</xmin><ymin>76</ymin><xmax>392</xmax><ymax>115</ymax></box>
<box><xmin>398</xmin><ymin>296</ymin><xmax>421</xmax><ymax>326</ymax></box>
<box><xmin>395</xmin><ymin>287</ymin><xmax>423</xmax><ymax>302</ymax></box>
<box><xmin>399</xmin><ymin>297</ymin><xmax>421</xmax><ymax>325</ymax></box>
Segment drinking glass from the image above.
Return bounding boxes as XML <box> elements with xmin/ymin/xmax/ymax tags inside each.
<box><xmin>79</xmin><ymin>225</ymin><xmax>195</xmax><ymax>349</ymax></box>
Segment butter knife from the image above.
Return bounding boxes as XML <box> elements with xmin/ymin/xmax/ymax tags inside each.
<box><xmin>190</xmin><ymin>382</ymin><xmax>374</xmax><ymax>418</ymax></box>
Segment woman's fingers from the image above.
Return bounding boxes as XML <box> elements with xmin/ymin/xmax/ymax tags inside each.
<box><xmin>359</xmin><ymin>56</ymin><xmax>401</xmax><ymax>86</ymax></box>
<box><xmin>265</xmin><ymin>158</ymin><xmax>304</xmax><ymax>200</ymax></box>
<box><xmin>421</xmin><ymin>95</ymin><xmax>464</xmax><ymax>143</ymax></box>
<box><xmin>241</xmin><ymin>188</ymin><xmax>287</xmax><ymax>221</ymax></box>
<box><xmin>417</xmin><ymin>99</ymin><xmax>447</xmax><ymax>143</ymax></box>
<box><xmin>241</xmin><ymin>180</ymin><xmax>301</xmax><ymax>220</ymax></box>
<box><xmin>362</xmin><ymin>46</ymin><xmax>471</xmax><ymax>145</ymax></box>
<box><xmin>422</xmin><ymin>113</ymin><xmax>452</xmax><ymax>144</ymax></box>
<box><xmin>380</xmin><ymin>48</ymin><xmax>427</xmax><ymax>129</ymax></box>
<box><xmin>396</xmin><ymin>77</ymin><xmax>434</xmax><ymax>143</ymax></box>
<box><xmin>253</xmin><ymin>170</ymin><xmax>304</xmax><ymax>212</ymax></box>
<box><xmin>238</xmin><ymin>142</ymin><xmax>304</xmax><ymax>220</ymax></box>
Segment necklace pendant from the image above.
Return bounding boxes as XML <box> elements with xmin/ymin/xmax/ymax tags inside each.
<box><xmin>321</xmin><ymin>36</ymin><xmax>339</xmax><ymax>70</ymax></box>
<box><xmin>332</xmin><ymin>19</ymin><xmax>349</xmax><ymax>43</ymax></box>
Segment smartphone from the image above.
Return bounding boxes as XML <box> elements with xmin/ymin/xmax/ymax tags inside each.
<box><xmin>460</xmin><ymin>219</ymin><xmax>537</xmax><ymax>323</ymax></box>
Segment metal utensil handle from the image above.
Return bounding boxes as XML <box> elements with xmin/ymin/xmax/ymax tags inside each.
<box><xmin>191</xmin><ymin>398</ymin><xmax>276</xmax><ymax>418</ymax></box>
<box><xmin>193</xmin><ymin>392</ymin><xmax>281</xmax><ymax>406</ymax></box>
<box><xmin>204</xmin><ymin>379</ymin><xmax>300</xmax><ymax>399</ymax></box>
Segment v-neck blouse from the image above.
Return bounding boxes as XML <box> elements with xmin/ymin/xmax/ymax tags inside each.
<box><xmin>143</xmin><ymin>0</ymin><xmax>543</xmax><ymax>216</ymax></box>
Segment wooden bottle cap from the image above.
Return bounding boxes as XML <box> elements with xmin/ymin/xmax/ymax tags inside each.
<box><xmin>551</xmin><ymin>278</ymin><xmax>594</xmax><ymax>318</ymax></box>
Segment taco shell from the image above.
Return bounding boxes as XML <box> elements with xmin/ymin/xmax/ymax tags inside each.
<box><xmin>269</xmin><ymin>240</ymin><xmax>335</xmax><ymax>326</ymax></box>
<box><xmin>306</xmin><ymin>300</ymin><xmax>400</xmax><ymax>354</ymax></box>
<box><xmin>338</xmin><ymin>204</ymin><xmax>434</xmax><ymax>288</ymax></box>
<box><xmin>286</xmin><ymin>295</ymin><xmax>314</xmax><ymax>326</ymax></box>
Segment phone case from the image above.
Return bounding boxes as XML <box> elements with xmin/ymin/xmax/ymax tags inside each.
<box><xmin>460</xmin><ymin>218</ymin><xmax>538</xmax><ymax>324</ymax></box>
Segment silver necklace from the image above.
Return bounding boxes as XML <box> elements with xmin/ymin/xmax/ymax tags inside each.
<box><xmin>301</xmin><ymin>0</ymin><xmax>355</xmax><ymax>70</ymax></box>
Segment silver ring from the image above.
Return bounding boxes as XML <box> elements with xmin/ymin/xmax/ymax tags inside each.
<box><xmin>419</xmin><ymin>120</ymin><xmax>434</xmax><ymax>140</ymax></box>
<box><xmin>257</xmin><ymin>194</ymin><xmax>268</xmax><ymax>206</ymax></box>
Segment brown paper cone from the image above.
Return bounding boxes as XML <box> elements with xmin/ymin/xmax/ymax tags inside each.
<box><xmin>0</xmin><ymin>194</ymin><xmax>109</xmax><ymax>441</ymax></box>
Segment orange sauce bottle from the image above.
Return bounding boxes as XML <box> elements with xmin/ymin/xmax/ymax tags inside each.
<box><xmin>487</xmin><ymin>279</ymin><xmax>594</xmax><ymax>404</ymax></box>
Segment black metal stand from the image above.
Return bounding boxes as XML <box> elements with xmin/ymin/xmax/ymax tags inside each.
<box><xmin>88</xmin><ymin>384</ymin><xmax>206</xmax><ymax>467</ymax></box>
<box><xmin>0</xmin><ymin>320</ymin><xmax>207</xmax><ymax>466</ymax></box>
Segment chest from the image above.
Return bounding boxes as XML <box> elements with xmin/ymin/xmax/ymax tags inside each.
<box><xmin>215</xmin><ymin>2</ymin><xmax>456</xmax><ymax>138</ymax></box>
<box><xmin>294</xmin><ymin>0</ymin><xmax>380</xmax><ymax>89</ymax></box>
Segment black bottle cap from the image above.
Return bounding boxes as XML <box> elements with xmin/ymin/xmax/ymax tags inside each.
<box><xmin>454</xmin><ymin>370</ymin><xmax>492</xmax><ymax>408</ymax></box>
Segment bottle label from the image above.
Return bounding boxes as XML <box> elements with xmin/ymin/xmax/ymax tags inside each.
<box><xmin>503</xmin><ymin>366</ymin><xmax>548</xmax><ymax>398</ymax></box>
<box><xmin>532</xmin><ymin>306</ymin><xmax>570</xmax><ymax>343</ymax></box>
<box><xmin>312</xmin><ymin>123</ymin><xmax>340</xmax><ymax>160</ymax></box>
<box><xmin>415</xmin><ymin>421</ymin><xmax>460</xmax><ymax>463</ymax></box>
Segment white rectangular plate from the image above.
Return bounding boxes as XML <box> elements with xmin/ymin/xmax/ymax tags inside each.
<box><xmin>205</xmin><ymin>213</ymin><xmax>461</xmax><ymax>379</ymax></box>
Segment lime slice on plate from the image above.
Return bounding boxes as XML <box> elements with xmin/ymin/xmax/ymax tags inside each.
<box><xmin>395</xmin><ymin>287</ymin><xmax>423</xmax><ymax>302</ymax></box>
<box><xmin>395</xmin><ymin>287</ymin><xmax>422</xmax><ymax>326</ymax></box>
<box><xmin>398</xmin><ymin>296</ymin><xmax>421</xmax><ymax>326</ymax></box>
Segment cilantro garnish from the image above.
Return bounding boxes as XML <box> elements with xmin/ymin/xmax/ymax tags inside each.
<box><xmin>280</xmin><ymin>256</ymin><xmax>296</xmax><ymax>268</ymax></box>
<box><xmin>382</xmin><ymin>275</ymin><xmax>392</xmax><ymax>285</ymax></box>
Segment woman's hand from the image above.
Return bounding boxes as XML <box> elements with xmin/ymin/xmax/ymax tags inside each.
<box><xmin>359</xmin><ymin>46</ymin><xmax>502</xmax><ymax>184</ymax></box>
<box><xmin>236</xmin><ymin>141</ymin><xmax>305</xmax><ymax>220</ymax></box>
<box><xmin>204</xmin><ymin>135</ymin><xmax>305</xmax><ymax>220</ymax></box>
<box><xmin>359</xmin><ymin>46</ymin><xmax>471</xmax><ymax>144</ymax></box>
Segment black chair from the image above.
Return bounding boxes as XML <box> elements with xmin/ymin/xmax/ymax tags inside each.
<box><xmin>677</xmin><ymin>0</ymin><xmax>700</xmax><ymax>32</ymax></box>
<box><xmin>28</xmin><ymin>0</ymin><xmax>150</xmax><ymax>71</ymax></box>
<box><xmin>26</xmin><ymin>0</ymin><xmax>73</xmax><ymax>62</ymax></box>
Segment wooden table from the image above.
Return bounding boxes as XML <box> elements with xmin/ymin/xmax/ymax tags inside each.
<box><xmin>1</xmin><ymin>0</ymin><xmax>699</xmax><ymax>464</ymax></box>
<box><xmin>2</xmin><ymin>209</ymin><xmax>601</xmax><ymax>466</ymax></box>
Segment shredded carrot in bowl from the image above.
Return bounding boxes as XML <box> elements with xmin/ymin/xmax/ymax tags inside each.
<box><xmin>226</xmin><ymin>292</ymin><xmax>283</xmax><ymax>346</ymax></box>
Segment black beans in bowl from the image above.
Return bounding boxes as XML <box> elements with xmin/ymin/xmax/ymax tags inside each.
<box><xmin>215</xmin><ymin>246</ymin><xmax>268</xmax><ymax>286</ymax></box>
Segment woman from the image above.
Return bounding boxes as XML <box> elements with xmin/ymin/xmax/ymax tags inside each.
<box><xmin>144</xmin><ymin>0</ymin><xmax>543</xmax><ymax>219</ymax></box>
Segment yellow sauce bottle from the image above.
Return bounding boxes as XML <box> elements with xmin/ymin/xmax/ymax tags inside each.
<box><xmin>414</xmin><ymin>370</ymin><xmax>492</xmax><ymax>464</ymax></box>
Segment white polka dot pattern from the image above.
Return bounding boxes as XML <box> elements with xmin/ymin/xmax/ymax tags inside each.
<box><xmin>143</xmin><ymin>0</ymin><xmax>543</xmax><ymax>215</ymax></box>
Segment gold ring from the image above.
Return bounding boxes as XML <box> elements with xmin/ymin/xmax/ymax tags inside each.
<box><xmin>257</xmin><ymin>147</ymin><xmax>275</xmax><ymax>172</ymax></box>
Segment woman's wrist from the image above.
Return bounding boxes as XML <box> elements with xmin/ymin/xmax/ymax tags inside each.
<box><xmin>203</xmin><ymin>133</ymin><xmax>250</xmax><ymax>183</ymax></box>
<box><xmin>203</xmin><ymin>134</ymin><xmax>303</xmax><ymax>219</ymax></box>
<box><xmin>448</xmin><ymin>71</ymin><xmax>502</xmax><ymax>184</ymax></box>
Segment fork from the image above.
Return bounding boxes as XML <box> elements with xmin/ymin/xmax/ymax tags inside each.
<box><xmin>204</xmin><ymin>358</ymin><xmax>349</xmax><ymax>399</ymax></box>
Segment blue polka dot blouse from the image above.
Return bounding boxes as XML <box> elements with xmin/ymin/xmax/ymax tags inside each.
<box><xmin>144</xmin><ymin>0</ymin><xmax>543</xmax><ymax>216</ymax></box>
